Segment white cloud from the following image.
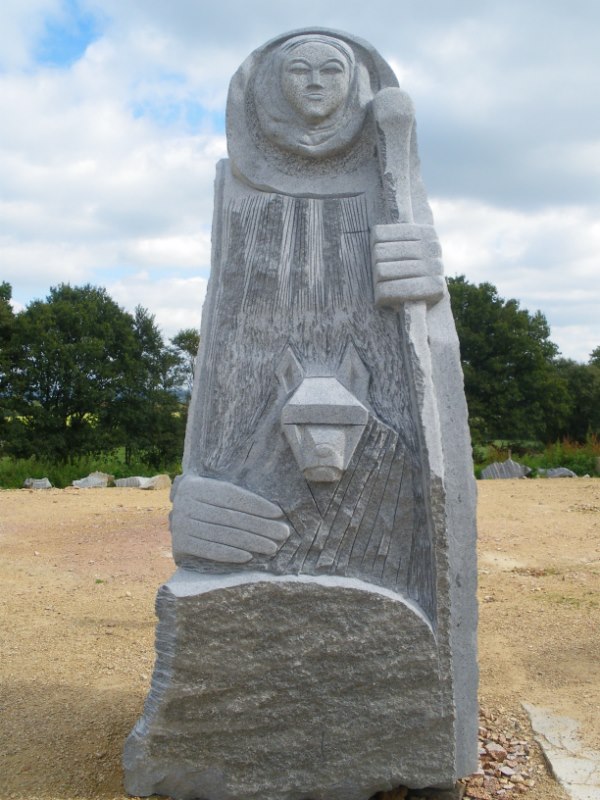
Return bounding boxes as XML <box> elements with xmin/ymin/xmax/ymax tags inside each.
<box><xmin>123</xmin><ymin>232</ymin><xmax>211</xmax><ymax>270</ymax></box>
<box><xmin>1</xmin><ymin>0</ymin><xmax>599</xmax><ymax>364</ymax></box>
<box><xmin>0</xmin><ymin>36</ymin><xmax>224</xmax><ymax>303</ymax></box>
<box><xmin>551</xmin><ymin>325</ymin><xmax>598</xmax><ymax>365</ymax></box>
<box><xmin>0</xmin><ymin>0</ymin><xmax>62</xmax><ymax>68</ymax></box>
<box><xmin>433</xmin><ymin>198</ymin><xmax>600</xmax><ymax>361</ymax></box>
<box><xmin>0</xmin><ymin>239</ymin><xmax>96</xmax><ymax>291</ymax></box>
<box><xmin>107</xmin><ymin>274</ymin><xmax>207</xmax><ymax>340</ymax></box>
<box><xmin>8</xmin><ymin>297</ymin><xmax>25</xmax><ymax>314</ymax></box>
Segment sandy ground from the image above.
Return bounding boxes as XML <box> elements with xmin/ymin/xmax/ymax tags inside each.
<box><xmin>1</xmin><ymin>479</ymin><xmax>599</xmax><ymax>800</ymax></box>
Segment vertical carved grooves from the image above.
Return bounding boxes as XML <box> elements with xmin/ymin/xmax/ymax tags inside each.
<box><xmin>308</xmin><ymin>200</ymin><xmax>324</xmax><ymax>314</ymax></box>
<box><xmin>190</xmin><ymin>182</ymin><xmax>435</xmax><ymax>617</ymax></box>
<box><xmin>270</xmin><ymin>417</ymin><xmax>435</xmax><ymax>618</ymax></box>
<box><xmin>276</xmin><ymin>197</ymin><xmax>297</xmax><ymax>309</ymax></box>
<box><xmin>339</xmin><ymin>195</ymin><xmax>372</xmax><ymax>307</ymax></box>
<box><xmin>191</xmin><ymin>199</ymin><xmax>232</xmax><ymax>457</ymax></box>
<box><xmin>236</xmin><ymin>193</ymin><xmax>373</xmax><ymax>325</ymax></box>
<box><xmin>240</xmin><ymin>193</ymin><xmax>284</xmax><ymax>319</ymax></box>
<box><xmin>322</xmin><ymin>426</ymin><xmax>389</xmax><ymax>572</ymax></box>
<box><xmin>198</xmin><ymin>192</ymin><xmax>380</xmax><ymax>470</ymax></box>
<box><xmin>240</xmin><ymin>194</ymin><xmax>268</xmax><ymax>309</ymax></box>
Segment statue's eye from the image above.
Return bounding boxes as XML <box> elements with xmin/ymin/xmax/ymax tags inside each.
<box><xmin>321</xmin><ymin>62</ymin><xmax>344</xmax><ymax>75</ymax></box>
<box><xmin>287</xmin><ymin>62</ymin><xmax>310</xmax><ymax>75</ymax></box>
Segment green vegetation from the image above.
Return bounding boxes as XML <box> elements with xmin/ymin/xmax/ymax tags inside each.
<box><xmin>523</xmin><ymin>437</ymin><xmax>600</xmax><ymax>476</ymax></box>
<box><xmin>1</xmin><ymin>277</ymin><xmax>598</xmax><ymax>487</ymax></box>
<box><xmin>448</xmin><ymin>277</ymin><xmax>600</xmax><ymax>477</ymax></box>
<box><xmin>170</xmin><ymin>328</ymin><xmax>200</xmax><ymax>399</ymax></box>
<box><xmin>447</xmin><ymin>276</ymin><xmax>571</xmax><ymax>443</ymax></box>
<box><xmin>0</xmin><ymin>283</ymin><xmax>196</xmax><ymax>486</ymax></box>
<box><xmin>472</xmin><ymin>437</ymin><xmax>600</xmax><ymax>478</ymax></box>
<box><xmin>0</xmin><ymin>451</ymin><xmax>182</xmax><ymax>489</ymax></box>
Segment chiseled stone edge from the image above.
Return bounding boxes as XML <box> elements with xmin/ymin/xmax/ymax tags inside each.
<box><xmin>124</xmin><ymin>571</ymin><xmax>454</xmax><ymax>800</ymax></box>
<box><xmin>428</xmin><ymin>293</ymin><xmax>479</xmax><ymax>778</ymax></box>
<box><xmin>167</xmin><ymin>568</ymin><xmax>433</xmax><ymax>631</ymax></box>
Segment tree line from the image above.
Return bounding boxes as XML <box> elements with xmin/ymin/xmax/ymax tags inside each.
<box><xmin>0</xmin><ymin>282</ymin><xmax>199</xmax><ymax>469</ymax></box>
<box><xmin>1</xmin><ymin>278</ymin><xmax>598</xmax><ymax>470</ymax></box>
<box><xmin>447</xmin><ymin>276</ymin><xmax>600</xmax><ymax>445</ymax></box>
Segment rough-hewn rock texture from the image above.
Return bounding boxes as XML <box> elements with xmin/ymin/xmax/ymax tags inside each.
<box><xmin>72</xmin><ymin>471</ymin><xmax>114</xmax><ymax>489</ymax></box>
<box><xmin>124</xmin><ymin>27</ymin><xmax>478</xmax><ymax>800</ymax></box>
<box><xmin>114</xmin><ymin>475</ymin><xmax>172</xmax><ymax>490</ymax></box>
<box><xmin>124</xmin><ymin>572</ymin><xmax>455</xmax><ymax>800</ymax></box>
<box><xmin>481</xmin><ymin>459</ymin><xmax>531</xmax><ymax>480</ymax></box>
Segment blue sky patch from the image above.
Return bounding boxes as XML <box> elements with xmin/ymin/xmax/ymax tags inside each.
<box><xmin>187</xmin><ymin>105</ymin><xmax>225</xmax><ymax>133</ymax></box>
<box><xmin>34</xmin><ymin>0</ymin><xmax>105</xmax><ymax>68</ymax></box>
<box><xmin>131</xmin><ymin>98</ymin><xmax>225</xmax><ymax>134</ymax></box>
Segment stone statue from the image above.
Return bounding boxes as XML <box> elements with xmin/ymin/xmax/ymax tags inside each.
<box><xmin>124</xmin><ymin>29</ymin><xmax>478</xmax><ymax>800</ymax></box>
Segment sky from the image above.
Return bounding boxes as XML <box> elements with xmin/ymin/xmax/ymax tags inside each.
<box><xmin>1</xmin><ymin>1</ymin><xmax>599</xmax><ymax>361</ymax></box>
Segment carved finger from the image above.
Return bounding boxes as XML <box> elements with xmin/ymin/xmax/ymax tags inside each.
<box><xmin>171</xmin><ymin>509</ymin><xmax>282</xmax><ymax>559</ymax></box>
<box><xmin>375</xmin><ymin>259</ymin><xmax>430</xmax><ymax>282</ymax></box>
<box><xmin>173</xmin><ymin>536</ymin><xmax>253</xmax><ymax>565</ymax></box>
<box><xmin>376</xmin><ymin>257</ymin><xmax>443</xmax><ymax>281</ymax></box>
<box><xmin>178</xmin><ymin>475</ymin><xmax>285</xmax><ymax>519</ymax></box>
<box><xmin>423</xmin><ymin>239</ymin><xmax>442</xmax><ymax>258</ymax></box>
<box><xmin>371</xmin><ymin>222</ymin><xmax>423</xmax><ymax>243</ymax></box>
<box><xmin>184</xmin><ymin>520</ymin><xmax>281</xmax><ymax>555</ymax></box>
<box><xmin>373</xmin><ymin>240</ymin><xmax>423</xmax><ymax>262</ymax></box>
<box><xmin>186</xmin><ymin>498</ymin><xmax>290</xmax><ymax>542</ymax></box>
<box><xmin>374</xmin><ymin>276</ymin><xmax>445</xmax><ymax>307</ymax></box>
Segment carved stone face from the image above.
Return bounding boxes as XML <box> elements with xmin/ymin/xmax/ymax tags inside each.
<box><xmin>281</xmin><ymin>42</ymin><xmax>351</xmax><ymax>125</ymax></box>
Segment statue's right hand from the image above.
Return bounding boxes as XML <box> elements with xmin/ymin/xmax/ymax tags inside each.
<box><xmin>371</xmin><ymin>222</ymin><xmax>445</xmax><ymax>308</ymax></box>
<box><xmin>170</xmin><ymin>475</ymin><xmax>290</xmax><ymax>564</ymax></box>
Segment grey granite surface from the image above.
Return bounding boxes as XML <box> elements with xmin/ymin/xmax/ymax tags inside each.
<box><xmin>125</xmin><ymin>27</ymin><xmax>478</xmax><ymax>799</ymax></box>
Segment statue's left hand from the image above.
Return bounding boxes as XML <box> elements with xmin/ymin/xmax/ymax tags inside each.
<box><xmin>371</xmin><ymin>222</ymin><xmax>445</xmax><ymax>308</ymax></box>
<box><xmin>170</xmin><ymin>475</ymin><xmax>291</xmax><ymax>565</ymax></box>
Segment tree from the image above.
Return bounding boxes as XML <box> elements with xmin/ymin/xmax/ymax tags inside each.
<box><xmin>171</xmin><ymin>328</ymin><xmax>200</xmax><ymax>398</ymax></box>
<box><xmin>0</xmin><ymin>282</ymin><xmax>16</xmax><ymax>451</ymax></box>
<box><xmin>0</xmin><ymin>282</ymin><xmax>15</xmax><ymax>373</ymax></box>
<box><xmin>554</xmin><ymin>358</ymin><xmax>600</xmax><ymax>440</ymax></box>
<box><xmin>589</xmin><ymin>346</ymin><xmax>600</xmax><ymax>369</ymax></box>
<box><xmin>0</xmin><ymin>281</ymin><xmax>13</xmax><ymax>331</ymax></box>
<box><xmin>114</xmin><ymin>306</ymin><xmax>185</xmax><ymax>467</ymax></box>
<box><xmin>0</xmin><ymin>282</ymin><xmax>14</xmax><ymax>365</ymax></box>
<box><xmin>447</xmin><ymin>276</ymin><xmax>570</xmax><ymax>443</ymax></box>
<box><xmin>3</xmin><ymin>285</ymin><xmax>188</xmax><ymax>467</ymax></box>
<box><xmin>5</xmin><ymin>284</ymin><xmax>141</xmax><ymax>461</ymax></box>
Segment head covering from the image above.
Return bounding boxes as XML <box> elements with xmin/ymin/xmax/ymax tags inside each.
<box><xmin>253</xmin><ymin>34</ymin><xmax>366</xmax><ymax>158</ymax></box>
<box><xmin>226</xmin><ymin>28</ymin><xmax>399</xmax><ymax>195</ymax></box>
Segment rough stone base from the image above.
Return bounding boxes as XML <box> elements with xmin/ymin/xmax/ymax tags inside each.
<box><xmin>124</xmin><ymin>570</ymin><xmax>455</xmax><ymax>800</ymax></box>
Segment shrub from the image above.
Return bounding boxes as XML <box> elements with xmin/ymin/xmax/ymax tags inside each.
<box><xmin>473</xmin><ymin>437</ymin><xmax>600</xmax><ymax>478</ymax></box>
<box><xmin>530</xmin><ymin>436</ymin><xmax>600</xmax><ymax>476</ymax></box>
<box><xmin>0</xmin><ymin>452</ymin><xmax>182</xmax><ymax>489</ymax></box>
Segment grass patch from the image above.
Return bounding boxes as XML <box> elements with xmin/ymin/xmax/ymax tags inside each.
<box><xmin>512</xmin><ymin>566</ymin><xmax>562</xmax><ymax>577</ymax></box>
<box><xmin>0</xmin><ymin>453</ymin><xmax>182</xmax><ymax>489</ymax></box>
<box><xmin>473</xmin><ymin>436</ymin><xmax>600</xmax><ymax>478</ymax></box>
<box><xmin>538</xmin><ymin>591</ymin><xmax>599</xmax><ymax>610</ymax></box>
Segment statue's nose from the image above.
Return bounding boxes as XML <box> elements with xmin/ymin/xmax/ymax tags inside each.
<box><xmin>308</xmin><ymin>69</ymin><xmax>324</xmax><ymax>87</ymax></box>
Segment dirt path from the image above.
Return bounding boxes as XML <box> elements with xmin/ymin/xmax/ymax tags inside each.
<box><xmin>1</xmin><ymin>480</ymin><xmax>599</xmax><ymax>800</ymax></box>
<box><xmin>477</xmin><ymin>479</ymin><xmax>600</xmax><ymax>753</ymax></box>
